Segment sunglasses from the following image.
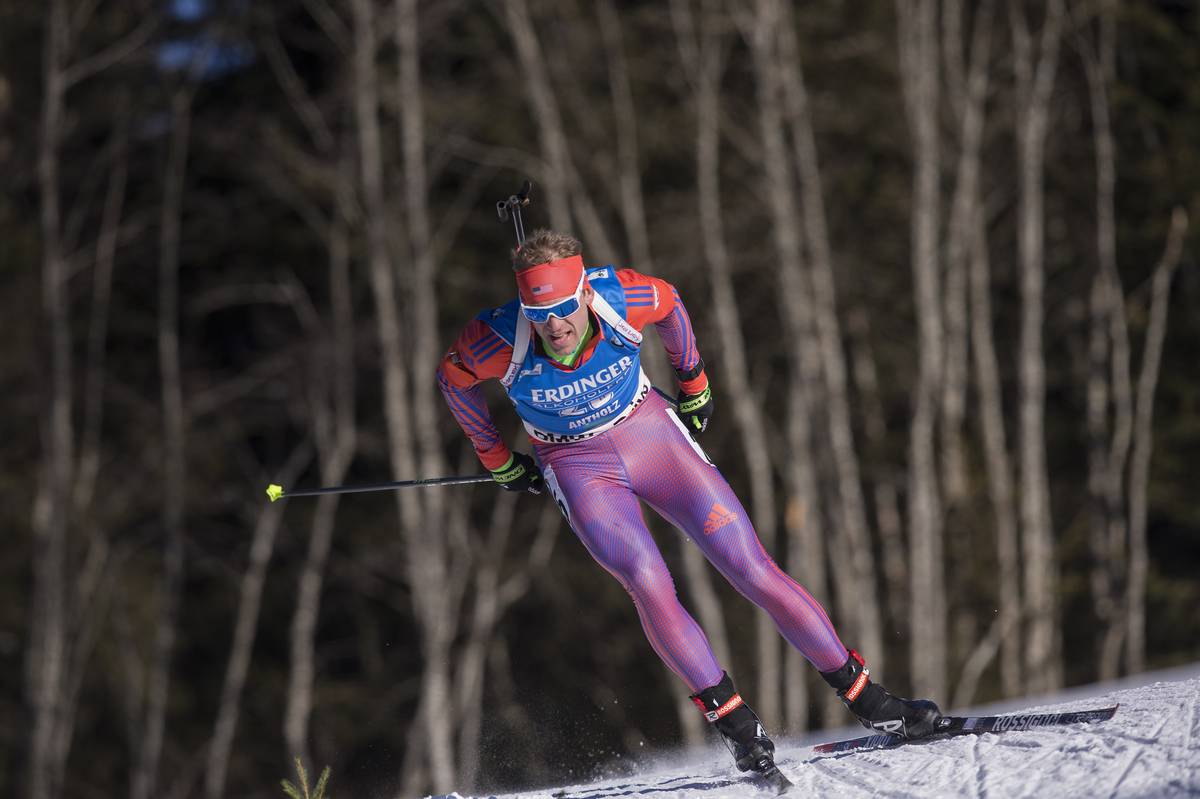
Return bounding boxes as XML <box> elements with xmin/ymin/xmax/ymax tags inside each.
<box><xmin>520</xmin><ymin>271</ymin><xmax>586</xmax><ymax>323</ymax></box>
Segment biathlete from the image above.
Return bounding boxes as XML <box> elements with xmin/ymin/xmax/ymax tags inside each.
<box><xmin>436</xmin><ymin>229</ymin><xmax>940</xmax><ymax>777</ymax></box>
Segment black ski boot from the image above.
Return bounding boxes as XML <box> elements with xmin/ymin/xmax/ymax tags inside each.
<box><xmin>820</xmin><ymin>649</ymin><xmax>942</xmax><ymax>738</ymax></box>
<box><xmin>691</xmin><ymin>672</ymin><xmax>791</xmax><ymax>792</ymax></box>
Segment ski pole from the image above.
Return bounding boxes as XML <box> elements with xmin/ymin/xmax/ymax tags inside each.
<box><xmin>496</xmin><ymin>179</ymin><xmax>533</xmax><ymax>246</ymax></box>
<box><xmin>652</xmin><ymin>385</ymin><xmax>677</xmax><ymax>408</ymax></box>
<box><xmin>265</xmin><ymin>474</ymin><xmax>494</xmax><ymax>502</ymax></box>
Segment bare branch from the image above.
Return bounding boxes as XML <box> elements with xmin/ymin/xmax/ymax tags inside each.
<box><xmin>62</xmin><ymin>14</ymin><xmax>159</xmax><ymax>88</ymax></box>
<box><xmin>261</xmin><ymin>17</ymin><xmax>336</xmax><ymax>152</ymax></box>
<box><xmin>300</xmin><ymin>0</ymin><xmax>351</xmax><ymax>53</ymax></box>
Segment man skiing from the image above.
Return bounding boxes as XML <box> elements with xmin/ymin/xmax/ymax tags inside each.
<box><xmin>436</xmin><ymin>229</ymin><xmax>940</xmax><ymax>784</ymax></box>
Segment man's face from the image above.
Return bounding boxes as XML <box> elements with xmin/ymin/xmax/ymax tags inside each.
<box><xmin>534</xmin><ymin>284</ymin><xmax>594</xmax><ymax>356</ymax></box>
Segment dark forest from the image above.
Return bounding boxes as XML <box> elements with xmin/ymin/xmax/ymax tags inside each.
<box><xmin>2</xmin><ymin>1</ymin><xmax>1198</xmax><ymax>797</ymax></box>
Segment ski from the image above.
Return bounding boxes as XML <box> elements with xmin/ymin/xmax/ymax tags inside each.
<box><xmin>813</xmin><ymin>704</ymin><xmax>1119</xmax><ymax>754</ymax></box>
<box><xmin>751</xmin><ymin>762</ymin><xmax>793</xmax><ymax>795</ymax></box>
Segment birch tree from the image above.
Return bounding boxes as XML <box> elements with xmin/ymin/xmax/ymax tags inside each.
<box><xmin>29</xmin><ymin>3</ymin><xmax>152</xmax><ymax>797</ymax></box>
<box><xmin>133</xmin><ymin>78</ymin><xmax>193</xmax><ymax>799</ymax></box>
<box><xmin>939</xmin><ymin>0</ymin><xmax>973</xmax><ymax>509</ymax></box>
<box><xmin>1126</xmin><ymin>208</ymin><xmax>1187</xmax><ymax>674</ymax></box>
<box><xmin>897</xmin><ymin>0</ymin><xmax>947</xmax><ymax>700</ymax></box>
<box><xmin>255</xmin><ymin>12</ymin><xmax>362</xmax><ymax>765</ymax></box>
<box><xmin>28</xmin><ymin>5</ymin><xmax>83</xmax><ymax>796</ymax></box>
<box><xmin>349</xmin><ymin>0</ymin><xmax>447</xmax><ymax>788</ymax></box>
<box><xmin>940</xmin><ymin>0</ymin><xmax>1025</xmax><ymax>703</ymax></box>
<box><xmin>349</xmin><ymin>0</ymin><xmax>470</xmax><ymax>790</ymax></box>
<box><xmin>205</xmin><ymin>442</ymin><xmax>310</xmax><ymax>799</ymax></box>
<box><xmin>967</xmin><ymin>193</ymin><xmax>1025</xmax><ymax>701</ymax></box>
<box><xmin>1011</xmin><ymin>0</ymin><xmax>1065</xmax><ymax>693</ymax></box>
<box><xmin>740</xmin><ymin>0</ymin><xmax>831</xmax><ymax>732</ymax></box>
<box><xmin>670</xmin><ymin>0</ymin><xmax>783</xmax><ymax>728</ymax></box>
<box><xmin>846</xmin><ymin>308</ymin><xmax>907</xmax><ymax>671</ymax></box>
<box><xmin>1079</xmin><ymin>0</ymin><xmax>1134</xmax><ymax>681</ymax></box>
<box><xmin>775</xmin><ymin>0</ymin><xmax>885</xmax><ymax>680</ymax></box>
<box><xmin>597</xmin><ymin>0</ymin><xmax>715</xmax><ymax>746</ymax></box>
<box><xmin>283</xmin><ymin>213</ymin><xmax>357</xmax><ymax>766</ymax></box>
<box><xmin>497</xmin><ymin>0</ymin><xmax>618</xmax><ymax>260</ymax></box>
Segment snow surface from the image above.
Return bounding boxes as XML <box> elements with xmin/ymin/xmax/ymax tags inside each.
<box><xmin>432</xmin><ymin>663</ymin><xmax>1200</xmax><ymax>799</ymax></box>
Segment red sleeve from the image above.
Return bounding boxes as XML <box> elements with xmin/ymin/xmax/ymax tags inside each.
<box><xmin>436</xmin><ymin>319</ymin><xmax>515</xmax><ymax>470</ymax></box>
<box><xmin>438</xmin><ymin>319</ymin><xmax>512</xmax><ymax>388</ymax></box>
<box><xmin>615</xmin><ymin>269</ymin><xmax>708</xmax><ymax>395</ymax></box>
<box><xmin>614</xmin><ymin>268</ymin><xmax>676</xmax><ymax>329</ymax></box>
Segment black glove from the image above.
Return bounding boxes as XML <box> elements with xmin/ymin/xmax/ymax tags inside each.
<box><xmin>676</xmin><ymin>385</ymin><xmax>713</xmax><ymax>434</ymax></box>
<box><xmin>490</xmin><ymin>452</ymin><xmax>543</xmax><ymax>494</ymax></box>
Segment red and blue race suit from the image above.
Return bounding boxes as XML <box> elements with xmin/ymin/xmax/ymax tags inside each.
<box><xmin>437</xmin><ymin>266</ymin><xmax>846</xmax><ymax>691</ymax></box>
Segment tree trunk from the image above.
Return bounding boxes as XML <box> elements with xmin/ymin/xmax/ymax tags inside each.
<box><xmin>782</xmin><ymin>397</ymin><xmax>826</xmax><ymax>733</ymax></box>
<box><xmin>1011</xmin><ymin>0</ymin><xmax>1065</xmax><ymax>693</ymax></box>
<box><xmin>941</xmin><ymin>0</ymin><xmax>994</xmax><ymax>509</ymax></box>
<box><xmin>395</xmin><ymin>0</ymin><xmax>466</xmax><ymax>788</ymax></box>
<box><xmin>597</xmin><ymin>0</ymin><xmax>653</xmax><ymax>271</ymax></box>
<box><xmin>598</xmin><ymin>2</ymin><xmax>711</xmax><ymax>744</ymax></box>
<box><xmin>897</xmin><ymin>0</ymin><xmax>946</xmax><ymax>701</ymax></box>
<box><xmin>133</xmin><ymin>84</ymin><xmax>192</xmax><ymax>799</ymax></box>
<box><xmin>49</xmin><ymin>96</ymin><xmax>131</xmax><ymax>788</ymax></box>
<box><xmin>74</xmin><ymin>92</ymin><xmax>129</xmax><ymax>516</ymax></box>
<box><xmin>846</xmin><ymin>309</ymin><xmax>906</xmax><ymax>654</ymax></box>
<box><xmin>1126</xmin><ymin>208</ymin><xmax>1187</xmax><ymax>674</ymax></box>
<box><xmin>741</xmin><ymin>0</ymin><xmax>832</xmax><ymax>732</ymax></box>
<box><xmin>397</xmin><ymin>0</ymin><xmax>444</xmax><ymax>491</ymax></box>
<box><xmin>1080</xmin><ymin>0</ymin><xmax>1133</xmax><ymax>681</ymax></box>
<box><xmin>452</xmin><ymin>484</ymin><xmax>559</xmax><ymax>791</ymax></box>
<box><xmin>943</xmin><ymin>0</ymin><xmax>1005</xmax><ymax>695</ymax></box>
<box><xmin>205</xmin><ymin>447</ymin><xmax>310</xmax><ymax>799</ymax></box>
<box><xmin>774</xmin><ymin>4</ymin><xmax>885</xmax><ymax>675</ymax></box>
<box><xmin>454</xmin><ymin>491</ymin><xmax>517</xmax><ymax>791</ymax></box>
<box><xmin>497</xmin><ymin>0</ymin><xmax>569</xmax><ymax>232</ymax></box>
<box><xmin>843</xmin><ymin>306</ymin><xmax>905</xmax><ymax>722</ymax></box>
<box><xmin>259</xmin><ymin>10</ymin><xmax>360</xmax><ymax>770</ymax></box>
<box><xmin>670</xmin><ymin>0</ymin><xmax>783</xmax><ymax>728</ymax></box>
<box><xmin>968</xmin><ymin>197</ymin><xmax>1023</xmax><ymax>698</ymax></box>
<box><xmin>1086</xmin><ymin>266</ymin><xmax>1125</xmax><ymax>680</ymax></box>
<box><xmin>351</xmin><ymin>0</ymin><xmax>456</xmax><ymax>790</ymax></box>
<box><xmin>29</xmin><ymin>4</ymin><xmax>71</xmax><ymax>797</ymax></box>
<box><xmin>284</xmin><ymin>169</ymin><xmax>357</xmax><ymax>765</ymax></box>
<box><xmin>500</xmin><ymin>0</ymin><xmax>617</xmax><ymax>260</ymax></box>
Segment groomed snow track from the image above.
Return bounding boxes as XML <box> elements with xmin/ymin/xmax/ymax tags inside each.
<box><xmin>433</xmin><ymin>665</ymin><xmax>1200</xmax><ymax>799</ymax></box>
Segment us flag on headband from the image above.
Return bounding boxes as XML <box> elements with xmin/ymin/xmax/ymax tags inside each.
<box><xmin>531</xmin><ymin>284</ymin><xmax>554</xmax><ymax>296</ymax></box>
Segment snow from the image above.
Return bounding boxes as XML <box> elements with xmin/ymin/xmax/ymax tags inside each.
<box><xmin>433</xmin><ymin>664</ymin><xmax>1200</xmax><ymax>798</ymax></box>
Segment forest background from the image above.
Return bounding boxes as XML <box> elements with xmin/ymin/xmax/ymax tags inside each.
<box><xmin>2</xmin><ymin>1</ymin><xmax>1198</xmax><ymax>798</ymax></box>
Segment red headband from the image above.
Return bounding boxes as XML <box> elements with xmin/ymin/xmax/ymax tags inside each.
<box><xmin>516</xmin><ymin>255</ymin><xmax>585</xmax><ymax>305</ymax></box>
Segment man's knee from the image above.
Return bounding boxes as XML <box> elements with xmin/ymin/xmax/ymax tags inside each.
<box><xmin>608</xmin><ymin>549</ymin><xmax>668</xmax><ymax>589</ymax></box>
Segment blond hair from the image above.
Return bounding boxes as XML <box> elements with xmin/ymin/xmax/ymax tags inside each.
<box><xmin>512</xmin><ymin>229</ymin><xmax>582</xmax><ymax>271</ymax></box>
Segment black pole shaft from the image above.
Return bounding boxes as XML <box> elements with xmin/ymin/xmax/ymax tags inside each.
<box><xmin>276</xmin><ymin>474</ymin><xmax>494</xmax><ymax>500</ymax></box>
